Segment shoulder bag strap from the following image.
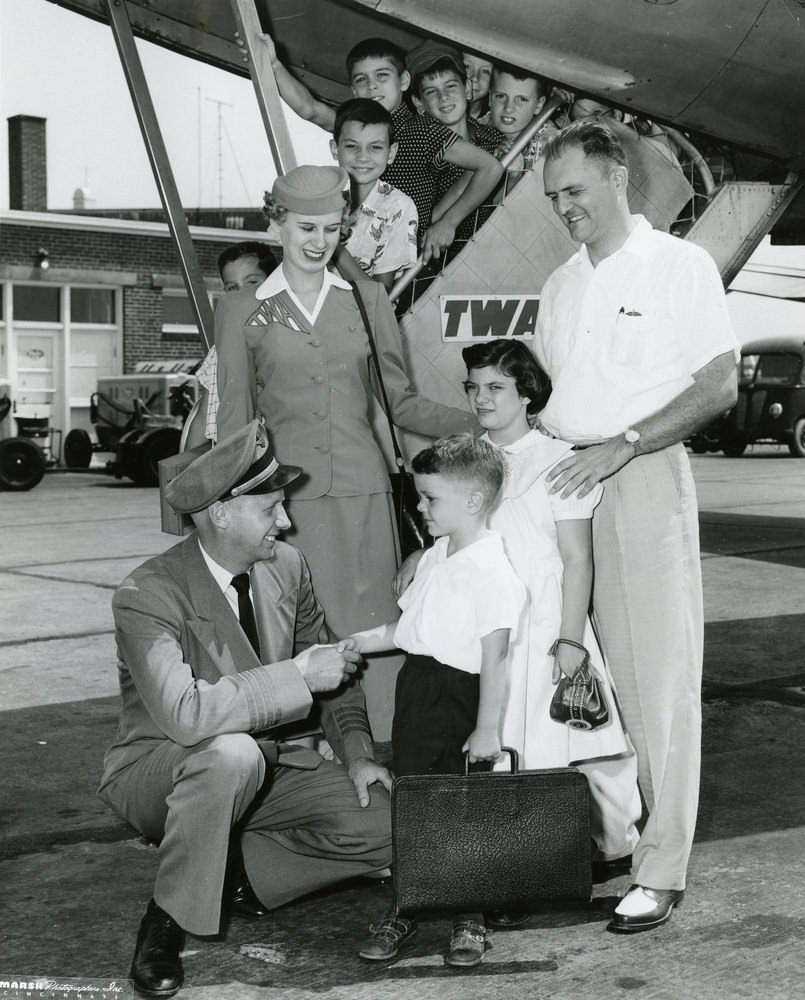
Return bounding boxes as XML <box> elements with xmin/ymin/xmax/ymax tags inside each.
<box><xmin>350</xmin><ymin>281</ymin><xmax>406</xmax><ymax>471</ymax></box>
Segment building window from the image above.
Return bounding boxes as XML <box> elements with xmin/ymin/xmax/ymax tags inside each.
<box><xmin>13</xmin><ymin>284</ymin><xmax>61</xmax><ymax>322</ymax></box>
<box><xmin>161</xmin><ymin>289</ymin><xmax>221</xmax><ymax>339</ymax></box>
<box><xmin>161</xmin><ymin>289</ymin><xmax>199</xmax><ymax>333</ymax></box>
<box><xmin>71</xmin><ymin>287</ymin><xmax>116</xmax><ymax>324</ymax></box>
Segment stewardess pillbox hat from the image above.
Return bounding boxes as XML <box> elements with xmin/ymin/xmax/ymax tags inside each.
<box><xmin>271</xmin><ymin>164</ymin><xmax>349</xmax><ymax>215</ymax></box>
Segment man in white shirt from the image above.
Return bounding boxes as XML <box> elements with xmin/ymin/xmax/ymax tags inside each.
<box><xmin>535</xmin><ymin>121</ymin><xmax>739</xmax><ymax>933</ymax></box>
<box><xmin>99</xmin><ymin>420</ymin><xmax>392</xmax><ymax>997</ymax></box>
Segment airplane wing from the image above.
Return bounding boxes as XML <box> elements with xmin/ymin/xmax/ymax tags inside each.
<box><xmin>48</xmin><ymin>0</ymin><xmax>805</xmax><ymax>168</ymax></box>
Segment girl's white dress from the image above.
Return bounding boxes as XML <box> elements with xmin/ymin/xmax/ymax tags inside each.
<box><xmin>487</xmin><ymin>429</ymin><xmax>641</xmax><ymax>859</ymax></box>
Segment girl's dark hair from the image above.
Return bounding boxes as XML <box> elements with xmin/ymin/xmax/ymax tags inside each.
<box><xmin>216</xmin><ymin>241</ymin><xmax>276</xmax><ymax>279</ymax></box>
<box><xmin>462</xmin><ymin>339</ymin><xmax>551</xmax><ymax>415</ymax></box>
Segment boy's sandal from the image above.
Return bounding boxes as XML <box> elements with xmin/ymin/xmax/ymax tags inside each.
<box><xmin>445</xmin><ymin>919</ymin><xmax>486</xmax><ymax>967</ymax></box>
<box><xmin>359</xmin><ymin>915</ymin><xmax>417</xmax><ymax>961</ymax></box>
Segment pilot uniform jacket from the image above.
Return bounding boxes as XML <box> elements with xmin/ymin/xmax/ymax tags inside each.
<box><xmin>213</xmin><ymin>273</ymin><xmax>476</xmax><ymax>739</ymax></box>
<box><xmin>99</xmin><ymin>535</ymin><xmax>389</xmax><ymax>935</ymax></box>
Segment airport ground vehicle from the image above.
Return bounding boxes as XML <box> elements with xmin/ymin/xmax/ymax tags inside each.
<box><xmin>0</xmin><ymin>394</ymin><xmax>49</xmax><ymax>491</ymax></box>
<box><xmin>691</xmin><ymin>338</ymin><xmax>805</xmax><ymax>458</ymax></box>
<box><xmin>63</xmin><ymin>364</ymin><xmax>198</xmax><ymax>486</ymax></box>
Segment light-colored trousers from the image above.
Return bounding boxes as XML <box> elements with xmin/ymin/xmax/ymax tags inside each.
<box><xmin>592</xmin><ymin>443</ymin><xmax>702</xmax><ymax>890</ymax></box>
<box><xmin>101</xmin><ymin>733</ymin><xmax>392</xmax><ymax>935</ymax></box>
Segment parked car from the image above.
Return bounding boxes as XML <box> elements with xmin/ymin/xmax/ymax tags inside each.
<box><xmin>689</xmin><ymin>337</ymin><xmax>805</xmax><ymax>457</ymax></box>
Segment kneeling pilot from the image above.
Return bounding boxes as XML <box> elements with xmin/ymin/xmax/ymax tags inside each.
<box><xmin>98</xmin><ymin>421</ymin><xmax>392</xmax><ymax>997</ymax></box>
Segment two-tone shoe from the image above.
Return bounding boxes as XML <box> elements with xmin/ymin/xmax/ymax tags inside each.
<box><xmin>608</xmin><ymin>884</ymin><xmax>683</xmax><ymax>933</ymax></box>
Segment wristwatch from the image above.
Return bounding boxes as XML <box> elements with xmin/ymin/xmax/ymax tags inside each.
<box><xmin>624</xmin><ymin>428</ymin><xmax>641</xmax><ymax>453</ymax></box>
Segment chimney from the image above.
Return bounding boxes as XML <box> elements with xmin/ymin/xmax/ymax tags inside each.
<box><xmin>73</xmin><ymin>187</ymin><xmax>96</xmax><ymax>211</ymax></box>
<box><xmin>8</xmin><ymin>115</ymin><xmax>47</xmax><ymax>211</ymax></box>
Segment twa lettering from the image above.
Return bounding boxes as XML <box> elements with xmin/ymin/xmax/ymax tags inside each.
<box><xmin>440</xmin><ymin>296</ymin><xmax>540</xmax><ymax>342</ymax></box>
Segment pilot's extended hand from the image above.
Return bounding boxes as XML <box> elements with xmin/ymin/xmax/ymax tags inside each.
<box><xmin>347</xmin><ymin>757</ymin><xmax>394</xmax><ymax>807</ymax></box>
<box><xmin>293</xmin><ymin>643</ymin><xmax>360</xmax><ymax>692</ymax></box>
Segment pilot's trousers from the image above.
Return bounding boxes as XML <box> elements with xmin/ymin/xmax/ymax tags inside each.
<box><xmin>102</xmin><ymin>733</ymin><xmax>392</xmax><ymax>935</ymax></box>
<box><xmin>591</xmin><ymin>443</ymin><xmax>702</xmax><ymax>891</ymax></box>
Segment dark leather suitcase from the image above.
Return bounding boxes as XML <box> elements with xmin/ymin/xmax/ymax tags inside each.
<box><xmin>391</xmin><ymin>750</ymin><xmax>592</xmax><ymax>915</ymax></box>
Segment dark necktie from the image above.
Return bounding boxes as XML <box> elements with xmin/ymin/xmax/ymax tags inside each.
<box><xmin>230</xmin><ymin>573</ymin><xmax>261</xmax><ymax>660</ymax></box>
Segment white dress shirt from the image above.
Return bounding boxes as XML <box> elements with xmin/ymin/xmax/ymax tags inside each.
<box><xmin>535</xmin><ymin>215</ymin><xmax>740</xmax><ymax>441</ymax></box>
<box><xmin>198</xmin><ymin>540</ymin><xmax>249</xmax><ymax>622</ymax></box>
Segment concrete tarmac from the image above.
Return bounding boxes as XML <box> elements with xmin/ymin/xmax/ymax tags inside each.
<box><xmin>0</xmin><ymin>447</ymin><xmax>803</xmax><ymax>1000</ymax></box>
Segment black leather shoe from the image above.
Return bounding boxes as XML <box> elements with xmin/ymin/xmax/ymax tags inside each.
<box><xmin>130</xmin><ymin>899</ymin><xmax>184</xmax><ymax>998</ymax></box>
<box><xmin>608</xmin><ymin>884</ymin><xmax>683</xmax><ymax>933</ymax></box>
<box><xmin>230</xmin><ymin>873</ymin><xmax>271</xmax><ymax>919</ymax></box>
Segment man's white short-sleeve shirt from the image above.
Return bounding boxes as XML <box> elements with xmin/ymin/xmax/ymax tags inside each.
<box><xmin>535</xmin><ymin>215</ymin><xmax>740</xmax><ymax>440</ymax></box>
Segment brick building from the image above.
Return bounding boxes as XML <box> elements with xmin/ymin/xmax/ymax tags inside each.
<box><xmin>0</xmin><ymin>115</ymin><xmax>276</xmax><ymax>443</ymax></box>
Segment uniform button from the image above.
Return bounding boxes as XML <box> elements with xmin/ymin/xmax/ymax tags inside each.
<box><xmin>314</xmin><ymin>375</ymin><xmax>324</xmax><ymax>383</ymax></box>
<box><xmin>310</xmin><ymin>338</ymin><xmax>321</xmax><ymax>347</ymax></box>
<box><xmin>349</xmin><ymin>326</ymin><xmax>357</xmax><ymax>332</ymax></box>
<box><xmin>319</xmin><ymin>445</ymin><xmax>330</xmax><ymax>454</ymax></box>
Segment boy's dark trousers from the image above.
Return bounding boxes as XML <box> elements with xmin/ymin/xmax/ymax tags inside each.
<box><xmin>391</xmin><ymin>654</ymin><xmax>491</xmax><ymax>778</ymax></box>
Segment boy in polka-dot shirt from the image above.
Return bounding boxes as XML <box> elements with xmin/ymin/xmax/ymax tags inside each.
<box><xmin>259</xmin><ymin>33</ymin><xmax>502</xmax><ymax>262</ymax></box>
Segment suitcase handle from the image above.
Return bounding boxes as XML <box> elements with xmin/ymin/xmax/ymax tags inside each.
<box><xmin>464</xmin><ymin>746</ymin><xmax>519</xmax><ymax>774</ymax></box>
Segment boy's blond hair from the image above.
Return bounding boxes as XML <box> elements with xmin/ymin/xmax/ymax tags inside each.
<box><xmin>412</xmin><ymin>433</ymin><xmax>504</xmax><ymax>509</ymax></box>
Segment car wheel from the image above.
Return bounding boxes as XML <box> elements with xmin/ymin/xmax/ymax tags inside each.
<box><xmin>788</xmin><ymin>417</ymin><xmax>805</xmax><ymax>458</ymax></box>
<box><xmin>0</xmin><ymin>436</ymin><xmax>47</xmax><ymax>491</ymax></box>
<box><xmin>720</xmin><ymin>437</ymin><xmax>747</xmax><ymax>458</ymax></box>
<box><xmin>689</xmin><ymin>436</ymin><xmax>708</xmax><ymax>454</ymax></box>
<box><xmin>129</xmin><ymin>429</ymin><xmax>181</xmax><ymax>486</ymax></box>
<box><xmin>64</xmin><ymin>428</ymin><xmax>93</xmax><ymax>468</ymax></box>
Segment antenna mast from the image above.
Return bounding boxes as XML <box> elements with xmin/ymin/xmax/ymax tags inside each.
<box><xmin>206</xmin><ymin>96</ymin><xmax>233</xmax><ymax>209</ymax></box>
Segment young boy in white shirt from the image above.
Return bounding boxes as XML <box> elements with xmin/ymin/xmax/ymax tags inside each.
<box><xmin>347</xmin><ymin>433</ymin><xmax>526</xmax><ymax>969</ymax></box>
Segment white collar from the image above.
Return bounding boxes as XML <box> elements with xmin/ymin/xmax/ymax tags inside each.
<box><xmin>572</xmin><ymin>214</ymin><xmax>652</xmax><ymax>269</ymax></box>
<box><xmin>255</xmin><ymin>264</ymin><xmax>351</xmax><ymax>324</ymax></box>
<box><xmin>198</xmin><ymin>539</ymin><xmax>246</xmax><ymax>595</ymax></box>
